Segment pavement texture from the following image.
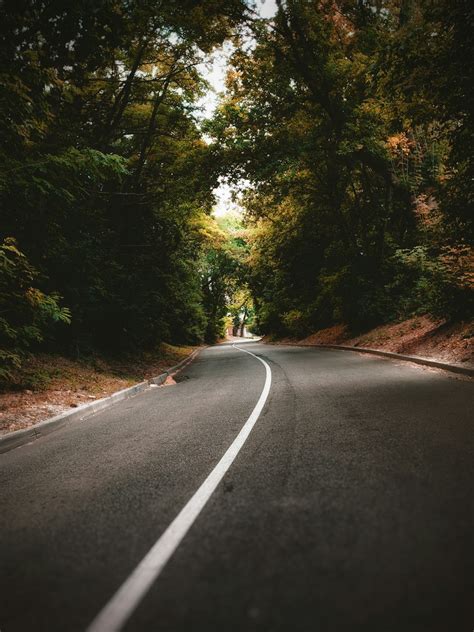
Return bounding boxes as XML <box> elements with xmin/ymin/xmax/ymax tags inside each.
<box><xmin>1</xmin><ymin>341</ymin><xmax>473</xmax><ymax>632</ymax></box>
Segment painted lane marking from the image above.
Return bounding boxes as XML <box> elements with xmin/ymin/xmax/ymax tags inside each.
<box><xmin>86</xmin><ymin>344</ymin><xmax>272</xmax><ymax>632</ymax></box>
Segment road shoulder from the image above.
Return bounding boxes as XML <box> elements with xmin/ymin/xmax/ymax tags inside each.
<box><xmin>0</xmin><ymin>347</ymin><xmax>203</xmax><ymax>454</ymax></box>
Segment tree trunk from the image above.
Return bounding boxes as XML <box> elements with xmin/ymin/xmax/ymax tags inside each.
<box><xmin>132</xmin><ymin>68</ymin><xmax>175</xmax><ymax>188</ymax></box>
<box><xmin>239</xmin><ymin>306</ymin><xmax>249</xmax><ymax>337</ymax></box>
<box><xmin>102</xmin><ymin>40</ymin><xmax>148</xmax><ymax>149</ymax></box>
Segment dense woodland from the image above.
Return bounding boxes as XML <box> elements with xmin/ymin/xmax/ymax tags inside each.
<box><xmin>1</xmin><ymin>0</ymin><xmax>473</xmax><ymax>385</ymax></box>
<box><xmin>214</xmin><ymin>0</ymin><xmax>474</xmax><ymax>337</ymax></box>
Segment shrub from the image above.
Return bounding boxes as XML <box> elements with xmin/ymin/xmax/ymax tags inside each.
<box><xmin>0</xmin><ymin>238</ymin><xmax>71</xmax><ymax>384</ymax></box>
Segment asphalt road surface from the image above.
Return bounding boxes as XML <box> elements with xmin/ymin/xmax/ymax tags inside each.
<box><xmin>1</xmin><ymin>341</ymin><xmax>473</xmax><ymax>632</ymax></box>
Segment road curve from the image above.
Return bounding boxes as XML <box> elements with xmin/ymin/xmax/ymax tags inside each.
<box><xmin>1</xmin><ymin>341</ymin><xmax>473</xmax><ymax>631</ymax></box>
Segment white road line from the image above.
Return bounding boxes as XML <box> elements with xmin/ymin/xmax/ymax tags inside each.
<box><xmin>86</xmin><ymin>344</ymin><xmax>272</xmax><ymax>632</ymax></box>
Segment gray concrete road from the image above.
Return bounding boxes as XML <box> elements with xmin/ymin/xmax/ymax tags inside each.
<box><xmin>1</xmin><ymin>342</ymin><xmax>473</xmax><ymax>631</ymax></box>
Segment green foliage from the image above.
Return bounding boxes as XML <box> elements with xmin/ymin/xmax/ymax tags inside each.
<box><xmin>199</xmin><ymin>212</ymin><xmax>251</xmax><ymax>342</ymax></box>
<box><xmin>282</xmin><ymin>309</ymin><xmax>309</xmax><ymax>339</ymax></box>
<box><xmin>393</xmin><ymin>246</ymin><xmax>474</xmax><ymax>320</ymax></box>
<box><xmin>212</xmin><ymin>0</ymin><xmax>473</xmax><ymax>338</ymax></box>
<box><xmin>1</xmin><ymin>0</ymin><xmax>471</xmax><ymax>371</ymax></box>
<box><xmin>0</xmin><ymin>238</ymin><xmax>70</xmax><ymax>383</ymax></box>
<box><xmin>0</xmin><ymin>0</ymin><xmax>249</xmax><ymax>367</ymax></box>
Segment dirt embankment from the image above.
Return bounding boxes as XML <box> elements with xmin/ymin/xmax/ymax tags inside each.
<box><xmin>0</xmin><ymin>343</ymin><xmax>199</xmax><ymax>436</ymax></box>
<box><xmin>275</xmin><ymin>316</ymin><xmax>474</xmax><ymax>369</ymax></box>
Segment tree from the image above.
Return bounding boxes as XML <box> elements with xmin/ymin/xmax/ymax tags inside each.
<box><xmin>211</xmin><ymin>0</ymin><xmax>473</xmax><ymax>337</ymax></box>
<box><xmin>0</xmin><ymin>0</ymin><xmax>249</xmax><ymax>361</ymax></box>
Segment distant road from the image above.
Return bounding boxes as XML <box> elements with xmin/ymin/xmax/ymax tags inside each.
<box><xmin>1</xmin><ymin>342</ymin><xmax>473</xmax><ymax>631</ymax></box>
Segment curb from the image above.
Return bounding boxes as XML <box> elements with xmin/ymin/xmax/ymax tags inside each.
<box><xmin>148</xmin><ymin>348</ymin><xmax>202</xmax><ymax>385</ymax></box>
<box><xmin>271</xmin><ymin>341</ymin><xmax>474</xmax><ymax>377</ymax></box>
<box><xmin>0</xmin><ymin>348</ymin><xmax>203</xmax><ymax>455</ymax></box>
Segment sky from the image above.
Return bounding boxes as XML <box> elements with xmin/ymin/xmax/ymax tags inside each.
<box><xmin>196</xmin><ymin>0</ymin><xmax>278</xmax><ymax>217</ymax></box>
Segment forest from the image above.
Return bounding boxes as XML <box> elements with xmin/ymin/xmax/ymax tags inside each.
<box><xmin>1</xmin><ymin>0</ymin><xmax>473</xmax><ymax>386</ymax></box>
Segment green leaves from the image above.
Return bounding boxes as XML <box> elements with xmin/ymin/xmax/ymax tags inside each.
<box><xmin>213</xmin><ymin>0</ymin><xmax>473</xmax><ymax>337</ymax></box>
<box><xmin>0</xmin><ymin>239</ymin><xmax>71</xmax><ymax>384</ymax></box>
<box><xmin>0</xmin><ymin>1</ymin><xmax>253</xmax><ymax>363</ymax></box>
<box><xmin>2</xmin><ymin>0</ymin><xmax>468</xmax><ymax>368</ymax></box>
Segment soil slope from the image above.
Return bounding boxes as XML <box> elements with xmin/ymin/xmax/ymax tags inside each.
<box><xmin>283</xmin><ymin>316</ymin><xmax>473</xmax><ymax>369</ymax></box>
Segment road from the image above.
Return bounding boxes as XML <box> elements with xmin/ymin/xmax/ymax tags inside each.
<box><xmin>1</xmin><ymin>341</ymin><xmax>473</xmax><ymax>632</ymax></box>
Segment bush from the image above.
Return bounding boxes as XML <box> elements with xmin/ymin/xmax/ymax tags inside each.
<box><xmin>0</xmin><ymin>238</ymin><xmax>71</xmax><ymax>384</ymax></box>
<box><xmin>282</xmin><ymin>309</ymin><xmax>310</xmax><ymax>339</ymax></box>
<box><xmin>393</xmin><ymin>245</ymin><xmax>474</xmax><ymax>320</ymax></box>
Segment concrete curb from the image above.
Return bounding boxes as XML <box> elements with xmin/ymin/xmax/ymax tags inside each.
<box><xmin>148</xmin><ymin>348</ymin><xmax>202</xmax><ymax>385</ymax></box>
<box><xmin>0</xmin><ymin>347</ymin><xmax>203</xmax><ymax>455</ymax></box>
<box><xmin>270</xmin><ymin>341</ymin><xmax>474</xmax><ymax>377</ymax></box>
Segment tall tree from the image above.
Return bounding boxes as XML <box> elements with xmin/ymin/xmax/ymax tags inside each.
<box><xmin>0</xmin><ymin>0</ymin><xmax>249</xmax><ymax>369</ymax></box>
<box><xmin>211</xmin><ymin>0</ymin><xmax>473</xmax><ymax>336</ymax></box>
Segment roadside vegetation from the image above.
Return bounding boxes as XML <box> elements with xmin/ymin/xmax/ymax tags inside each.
<box><xmin>0</xmin><ymin>0</ymin><xmax>249</xmax><ymax>390</ymax></box>
<box><xmin>1</xmin><ymin>0</ymin><xmax>473</xmax><ymax>399</ymax></box>
<box><xmin>211</xmin><ymin>0</ymin><xmax>473</xmax><ymax>343</ymax></box>
<box><xmin>0</xmin><ymin>342</ymin><xmax>196</xmax><ymax>434</ymax></box>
